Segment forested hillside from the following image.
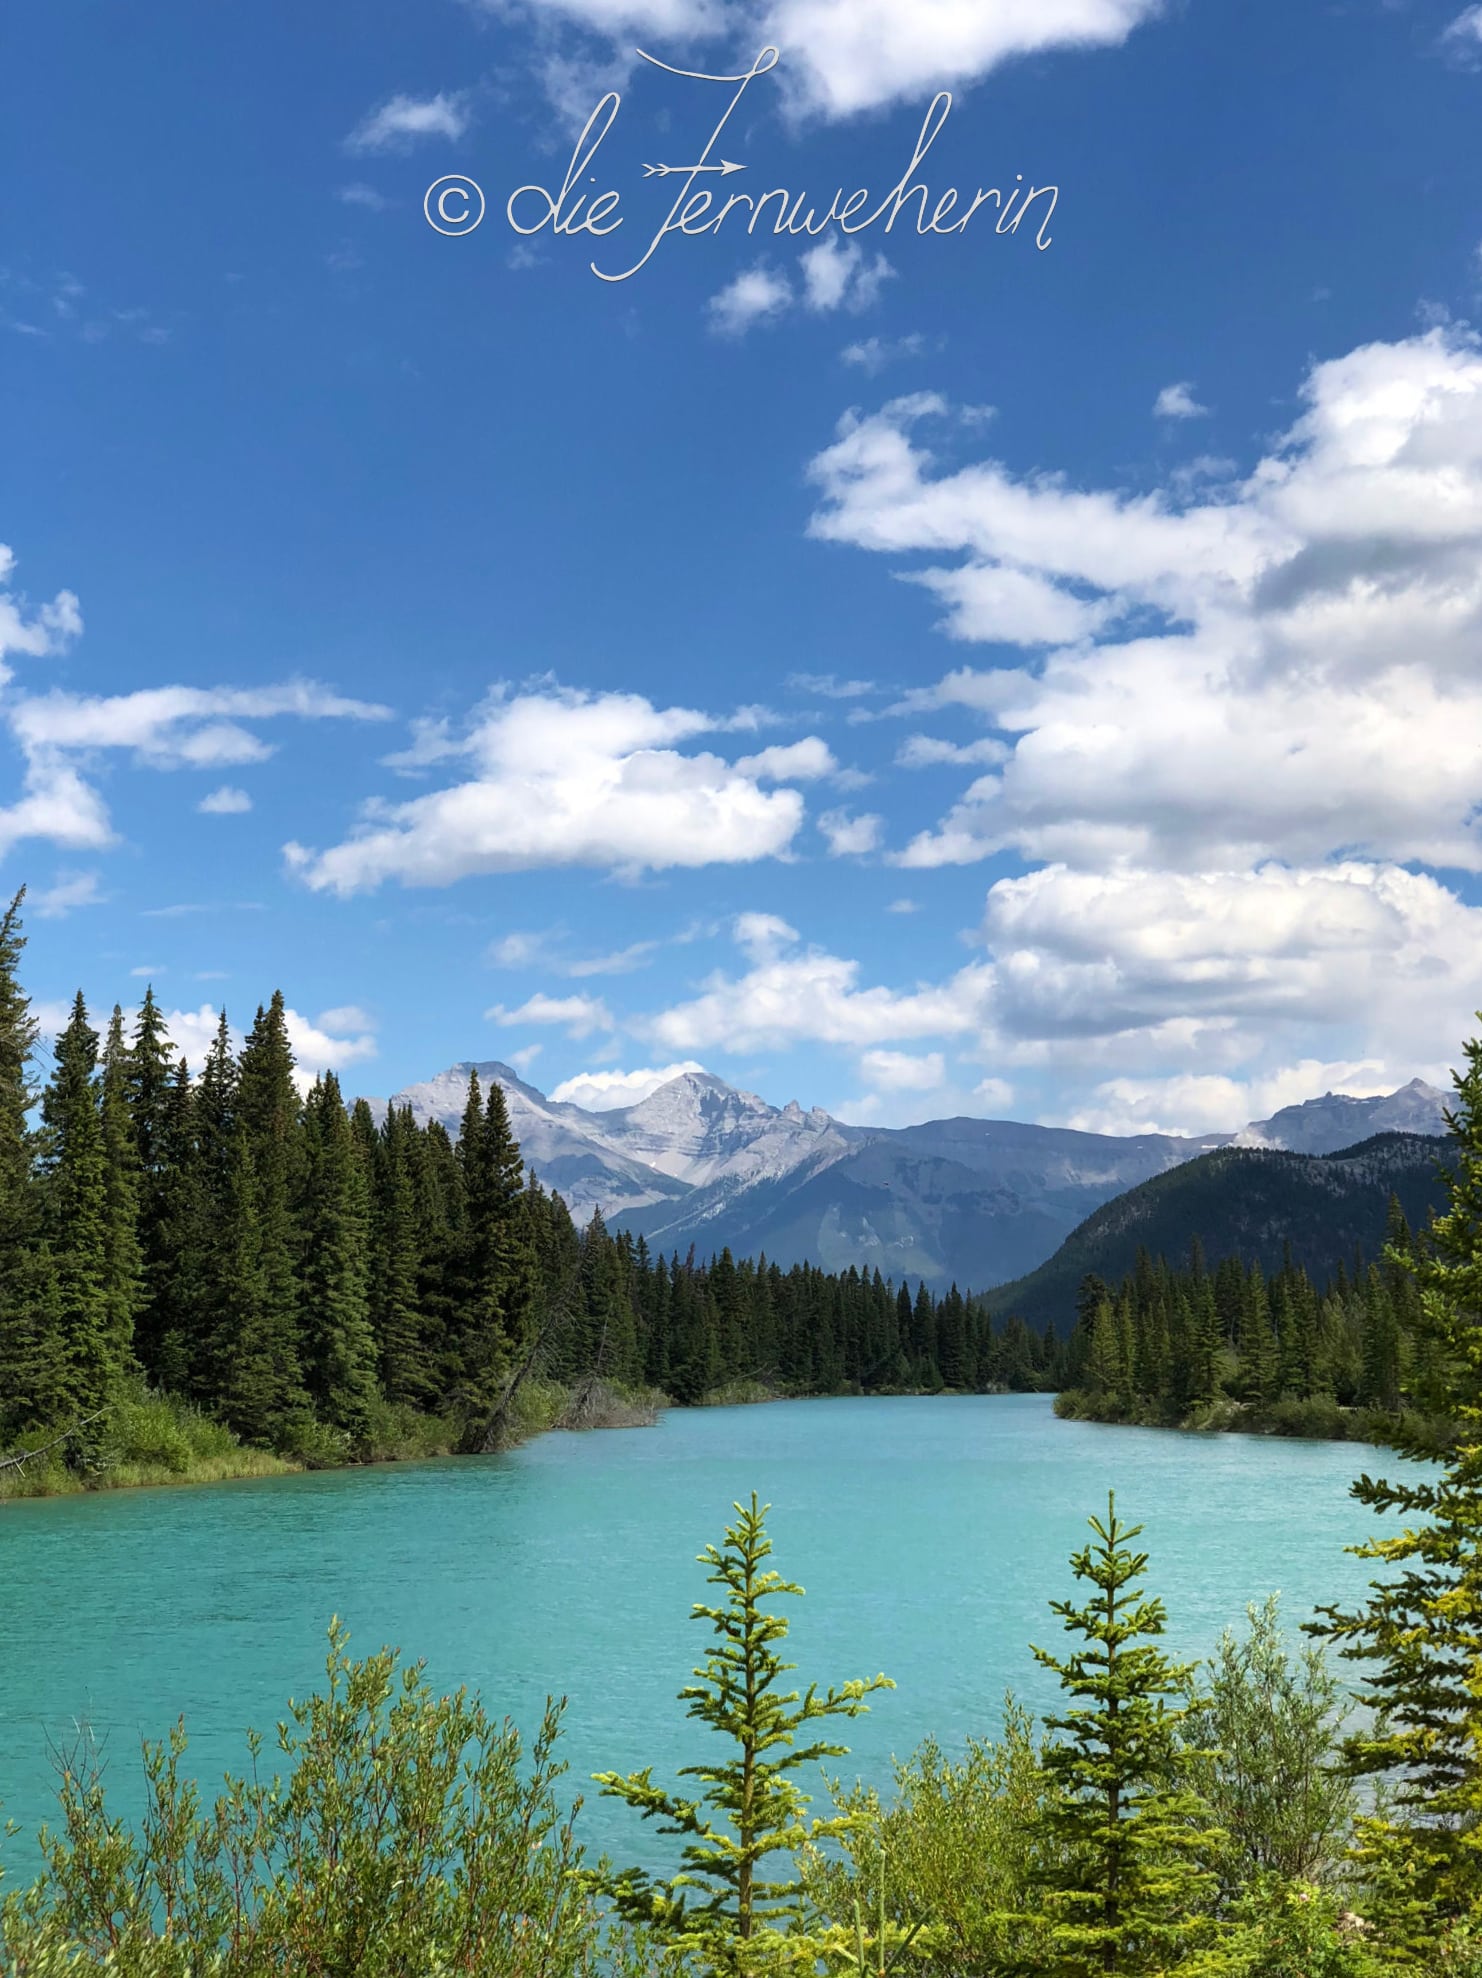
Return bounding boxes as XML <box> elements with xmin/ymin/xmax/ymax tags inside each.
<box><xmin>0</xmin><ymin>892</ymin><xmax>1058</xmax><ymax>1485</ymax></box>
<box><xmin>982</xmin><ymin>1132</ymin><xmax>1453</xmax><ymax>1334</ymax></box>
<box><xmin>1053</xmin><ymin>1209</ymin><xmax>1435</xmax><ymax>1436</ymax></box>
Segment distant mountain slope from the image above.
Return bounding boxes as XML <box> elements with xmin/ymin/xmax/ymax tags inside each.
<box><xmin>981</xmin><ymin>1132</ymin><xmax>1457</xmax><ymax>1333</ymax></box>
<box><xmin>367</xmin><ymin>1060</ymin><xmax>1452</xmax><ymax>1290</ymax></box>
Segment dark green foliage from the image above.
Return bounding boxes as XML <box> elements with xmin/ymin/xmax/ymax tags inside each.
<box><xmin>986</xmin><ymin>1134</ymin><xmax>1455</xmax><ymax>1335</ymax></box>
<box><xmin>1311</xmin><ymin>1030</ymin><xmax>1482</xmax><ymax>1948</ymax></box>
<box><xmin>1055</xmin><ymin>1232</ymin><xmax>1430</xmax><ymax>1435</ymax></box>
<box><xmin>0</xmin><ymin>892</ymin><xmax>1060</xmax><ymax>1475</ymax></box>
<box><xmin>1030</xmin><ymin>1494</ymin><xmax>1221</xmax><ymax>1974</ymax></box>
<box><xmin>0</xmin><ymin>1623</ymin><xmax>619</xmax><ymax>1978</ymax></box>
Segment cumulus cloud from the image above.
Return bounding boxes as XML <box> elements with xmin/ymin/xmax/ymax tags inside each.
<box><xmin>198</xmin><ymin>784</ymin><xmax>252</xmax><ymax>814</ymax></box>
<box><xmin>496</xmin><ymin>0</ymin><xmax>1165</xmax><ymax>119</ymax></box>
<box><xmin>487</xmin><ymin>991</ymin><xmax>616</xmax><ymax>1038</ymax></box>
<box><xmin>346</xmin><ymin>91</ymin><xmax>469</xmax><ymax>152</ymax></box>
<box><xmin>550</xmin><ymin>1061</ymin><xmax>707</xmax><ymax>1109</ymax></box>
<box><xmin>707</xmin><ymin>264</ymin><xmax>794</xmax><ymax>337</ymax></box>
<box><xmin>0</xmin><ymin>546</ymin><xmax>81</xmax><ymax>684</ymax></box>
<box><xmin>708</xmin><ymin>241</ymin><xmax>892</xmax><ymax>337</ymax></box>
<box><xmin>818</xmin><ymin>808</ymin><xmax>883</xmax><ymax>854</ymax></box>
<box><xmin>799</xmin><ymin>238</ymin><xmax>894</xmax><ymax>314</ymax></box>
<box><xmin>643</xmin><ymin>916</ymin><xmax>993</xmax><ymax>1054</ymax></box>
<box><xmin>135</xmin><ymin>1003</ymin><xmax>378</xmax><ymax>1086</ymax></box>
<box><xmin>808</xmin><ymin>331</ymin><xmax>1482</xmax><ymax>875</ymax></box>
<box><xmin>859</xmin><ymin>1047</ymin><xmax>945</xmax><ymax>1090</ymax></box>
<box><xmin>1153</xmin><ymin>381</ymin><xmax>1208</xmax><ymax>420</ymax></box>
<box><xmin>286</xmin><ymin>686</ymin><xmax>824</xmax><ymax>895</ymax></box>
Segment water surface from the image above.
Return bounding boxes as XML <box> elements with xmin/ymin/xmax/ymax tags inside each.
<box><xmin>0</xmin><ymin>1396</ymin><xmax>1395</xmax><ymax>1879</ymax></box>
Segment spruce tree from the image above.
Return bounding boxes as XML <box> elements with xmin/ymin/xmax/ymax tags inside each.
<box><xmin>1030</xmin><ymin>1493</ymin><xmax>1220</xmax><ymax>1975</ymax></box>
<box><xmin>237</xmin><ymin>993</ymin><xmax>303</xmax><ymax>1394</ymax></box>
<box><xmin>0</xmin><ymin>889</ymin><xmax>48</xmax><ymax>1437</ymax></box>
<box><xmin>298</xmin><ymin>1072</ymin><xmax>378</xmax><ymax>1445</ymax></box>
<box><xmin>125</xmin><ymin>985</ymin><xmax>177</xmax><ymax>1377</ymax></box>
<box><xmin>98</xmin><ymin>1006</ymin><xmax>143</xmax><ymax>1381</ymax></box>
<box><xmin>1312</xmin><ymin>1026</ymin><xmax>1482</xmax><ymax>1947</ymax></box>
<box><xmin>587</xmin><ymin>1494</ymin><xmax>891</xmax><ymax>1974</ymax></box>
<box><xmin>38</xmin><ymin>992</ymin><xmax>114</xmax><ymax>1417</ymax></box>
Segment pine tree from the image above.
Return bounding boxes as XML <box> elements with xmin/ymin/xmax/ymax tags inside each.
<box><xmin>1029</xmin><ymin>1493</ymin><xmax>1220</xmax><ymax>1975</ymax></box>
<box><xmin>98</xmin><ymin>1006</ymin><xmax>143</xmax><ymax>1380</ymax></box>
<box><xmin>298</xmin><ymin>1072</ymin><xmax>379</xmax><ymax>1445</ymax></box>
<box><xmin>0</xmin><ymin>889</ymin><xmax>49</xmax><ymax>1438</ymax></box>
<box><xmin>371</xmin><ymin>1104</ymin><xmax>431</xmax><ymax>1407</ymax></box>
<box><xmin>38</xmin><ymin>992</ymin><xmax>115</xmax><ymax>1417</ymax></box>
<box><xmin>237</xmin><ymin>993</ymin><xmax>303</xmax><ymax>1394</ymax></box>
<box><xmin>1312</xmin><ymin>1026</ymin><xmax>1482</xmax><ymax>1946</ymax></box>
<box><xmin>587</xmin><ymin>1494</ymin><xmax>892</xmax><ymax>1974</ymax></box>
<box><xmin>126</xmin><ymin>984</ymin><xmax>177</xmax><ymax>1377</ymax></box>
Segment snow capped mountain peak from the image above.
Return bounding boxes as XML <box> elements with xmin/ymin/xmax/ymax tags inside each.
<box><xmin>371</xmin><ymin>1058</ymin><xmax>1450</xmax><ymax>1288</ymax></box>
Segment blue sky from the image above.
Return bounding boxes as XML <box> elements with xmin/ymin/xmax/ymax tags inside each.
<box><xmin>4</xmin><ymin>0</ymin><xmax>1482</xmax><ymax>1132</ymax></box>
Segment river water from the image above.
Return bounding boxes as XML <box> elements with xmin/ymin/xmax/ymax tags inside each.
<box><xmin>0</xmin><ymin>1395</ymin><xmax>1396</xmax><ymax>1882</ymax></box>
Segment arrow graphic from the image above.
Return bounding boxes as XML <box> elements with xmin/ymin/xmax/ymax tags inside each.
<box><xmin>641</xmin><ymin>158</ymin><xmax>746</xmax><ymax>178</ymax></box>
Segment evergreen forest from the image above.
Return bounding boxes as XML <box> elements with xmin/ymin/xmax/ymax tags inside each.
<box><xmin>0</xmin><ymin>890</ymin><xmax>1058</xmax><ymax>1489</ymax></box>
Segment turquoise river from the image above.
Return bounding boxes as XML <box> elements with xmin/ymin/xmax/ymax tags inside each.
<box><xmin>0</xmin><ymin>1395</ymin><xmax>1399</xmax><ymax>1882</ymax></box>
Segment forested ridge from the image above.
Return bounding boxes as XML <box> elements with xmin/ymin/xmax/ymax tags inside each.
<box><xmin>1054</xmin><ymin>1213</ymin><xmax>1436</xmax><ymax>1437</ymax></box>
<box><xmin>0</xmin><ymin>890</ymin><xmax>1060</xmax><ymax>1486</ymax></box>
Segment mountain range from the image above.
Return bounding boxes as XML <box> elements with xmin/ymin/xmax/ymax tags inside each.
<box><xmin>368</xmin><ymin>1064</ymin><xmax>1451</xmax><ymax>1292</ymax></box>
<box><xmin>980</xmin><ymin>1131</ymin><xmax>1455</xmax><ymax>1332</ymax></box>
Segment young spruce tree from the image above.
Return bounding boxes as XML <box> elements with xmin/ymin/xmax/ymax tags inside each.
<box><xmin>1030</xmin><ymin>1493</ymin><xmax>1221</xmax><ymax>1975</ymax></box>
<box><xmin>587</xmin><ymin>1493</ymin><xmax>892</xmax><ymax>1976</ymax></box>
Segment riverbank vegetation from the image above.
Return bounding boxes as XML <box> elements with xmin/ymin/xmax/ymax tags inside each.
<box><xmin>1049</xmin><ymin>1213</ymin><xmax>1448</xmax><ymax>1443</ymax></box>
<box><xmin>8</xmin><ymin>1032</ymin><xmax>1482</xmax><ymax>1971</ymax></box>
<box><xmin>0</xmin><ymin>889</ymin><xmax>1058</xmax><ymax>1500</ymax></box>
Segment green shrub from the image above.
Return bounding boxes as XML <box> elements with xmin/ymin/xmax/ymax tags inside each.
<box><xmin>0</xmin><ymin>1623</ymin><xmax>612</xmax><ymax>1978</ymax></box>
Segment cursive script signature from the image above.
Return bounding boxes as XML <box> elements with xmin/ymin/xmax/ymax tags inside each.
<box><xmin>504</xmin><ymin>47</ymin><xmax>1059</xmax><ymax>282</ymax></box>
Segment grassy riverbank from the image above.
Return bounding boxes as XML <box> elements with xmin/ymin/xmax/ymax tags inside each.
<box><xmin>0</xmin><ymin>1375</ymin><xmax>672</xmax><ymax>1503</ymax></box>
<box><xmin>1053</xmin><ymin>1384</ymin><xmax>1449</xmax><ymax>1445</ymax></box>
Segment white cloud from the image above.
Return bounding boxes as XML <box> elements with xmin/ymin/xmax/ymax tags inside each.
<box><xmin>551</xmin><ymin>1061</ymin><xmax>707</xmax><ymax>1110</ymax></box>
<box><xmin>487</xmin><ymin>991</ymin><xmax>615</xmax><ymax>1038</ymax></box>
<box><xmin>316</xmin><ymin>1004</ymin><xmax>376</xmax><ymax>1036</ymax></box>
<box><xmin>887</xmin><ymin>897</ymin><xmax>920</xmax><ymax>913</ymax></box>
<box><xmin>0</xmin><ymin>667</ymin><xmax>386</xmax><ymax>866</ymax></box>
<box><xmin>508</xmin><ymin>1043</ymin><xmax>544</xmax><ymax>1073</ymax></box>
<box><xmin>0</xmin><ymin>546</ymin><xmax>81</xmax><ymax>686</ymax></box>
<box><xmin>897</xmin><ymin>733</ymin><xmax>1008</xmax><ymax>769</ymax></box>
<box><xmin>286</xmin><ymin>687</ymin><xmax>822</xmax><ymax>895</ymax></box>
<box><xmin>974</xmin><ymin>1075</ymin><xmax>1014</xmax><ymax>1110</ymax></box>
<box><xmin>818</xmin><ymin>807</ymin><xmax>883</xmax><ymax>855</ymax></box>
<box><xmin>198</xmin><ymin>784</ymin><xmax>252</xmax><ymax>814</ymax></box>
<box><xmin>799</xmin><ymin>238</ymin><xmax>894</xmax><ymax>314</ymax></box>
<box><xmin>148</xmin><ymin>1003</ymin><xmax>377</xmax><ymax>1083</ymax></box>
<box><xmin>346</xmin><ymin>91</ymin><xmax>470</xmax><ymax>153</ymax></box>
<box><xmin>498</xmin><ymin>0</ymin><xmax>1165</xmax><ymax>118</ymax></box>
<box><xmin>841</xmin><ymin>334</ymin><xmax>926</xmax><ymax>374</ymax></box>
<box><xmin>707</xmin><ymin>264</ymin><xmax>794</xmax><ymax>337</ymax></box>
<box><xmin>338</xmin><ymin>182</ymin><xmax>392</xmax><ymax>211</ymax></box>
<box><xmin>11</xmin><ymin>682</ymin><xmax>388</xmax><ymax>766</ymax></box>
<box><xmin>1154</xmin><ymin>381</ymin><xmax>1208</xmax><ymax>420</ymax></box>
<box><xmin>859</xmin><ymin>1047</ymin><xmax>945</xmax><ymax>1091</ymax></box>
<box><xmin>1442</xmin><ymin>5</ymin><xmax>1482</xmax><ymax>59</ymax></box>
<box><xmin>644</xmin><ymin>917</ymin><xmax>993</xmax><ymax>1054</ymax></box>
<box><xmin>787</xmin><ymin>671</ymin><xmax>877</xmax><ymax>698</ymax></box>
<box><xmin>566</xmin><ymin>940</ymin><xmax>660</xmax><ymax>977</ymax></box>
<box><xmin>33</xmin><ymin>869</ymin><xmax>105</xmax><ymax>919</ymax></box>
<box><xmin>734</xmin><ymin>737</ymin><xmax>838</xmax><ymax>780</ymax></box>
<box><xmin>808</xmin><ymin>331</ymin><xmax>1482</xmax><ymax>875</ymax></box>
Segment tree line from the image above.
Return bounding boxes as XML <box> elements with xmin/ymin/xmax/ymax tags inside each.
<box><xmin>0</xmin><ymin>890</ymin><xmax>1059</xmax><ymax>1470</ymax></box>
<box><xmin>1053</xmin><ymin>1214</ymin><xmax>1427</xmax><ymax>1436</ymax></box>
